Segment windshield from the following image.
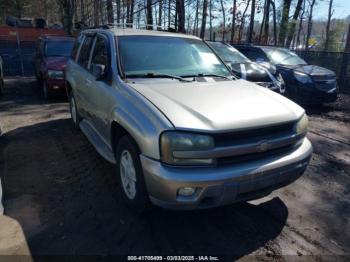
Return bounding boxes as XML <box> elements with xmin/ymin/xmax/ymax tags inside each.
<box><xmin>262</xmin><ymin>48</ymin><xmax>307</xmax><ymax>65</ymax></box>
<box><xmin>117</xmin><ymin>36</ymin><xmax>232</xmax><ymax>77</ymax></box>
<box><xmin>45</xmin><ymin>41</ymin><xmax>74</xmax><ymax>57</ymax></box>
<box><xmin>208</xmin><ymin>42</ymin><xmax>250</xmax><ymax>64</ymax></box>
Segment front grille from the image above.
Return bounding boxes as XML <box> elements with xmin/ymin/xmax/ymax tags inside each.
<box><xmin>213</xmin><ymin>122</ymin><xmax>295</xmax><ymax>147</ymax></box>
<box><xmin>216</xmin><ymin>143</ymin><xmax>297</xmax><ymax>166</ymax></box>
<box><xmin>212</xmin><ymin>122</ymin><xmax>298</xmax><ymax>166</ymax></box>
<box><xmin>312</xmin><ymin>75</ymin><xmax>337</xmax><ymax>91</ymax></box>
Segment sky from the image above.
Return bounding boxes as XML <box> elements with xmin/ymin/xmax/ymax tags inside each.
<box><xmin>313</xmin><ymin>0</ymin><xmax>350</xmax><ymax>20</ymax></box>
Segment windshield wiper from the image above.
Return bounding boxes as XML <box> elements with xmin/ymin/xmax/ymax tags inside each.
<box><xmin>181</xmin><ymin>73</ymin><xmax>233</xmax><ymax>80</ymax></box>
<box><xmin>125</xmin><ymin>73</ymin><xmax>192</xmax><ymax>82</ymax></box>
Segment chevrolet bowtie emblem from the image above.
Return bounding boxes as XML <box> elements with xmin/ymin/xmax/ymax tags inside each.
<box><xmin>256</xmin><ymin>141</ymin><xmax>270</xmax><ymax>152</ymax></box>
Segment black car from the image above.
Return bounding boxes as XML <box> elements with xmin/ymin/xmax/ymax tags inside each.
<box><xmin>207</xmin><ymin>42</ymin><xmax>285</xmax><ymax>93</ymax></box>
<box><xmin>0</xmin><ymin>55</ymin><xmax>4</xmax><ymax>96</ymax></box>
<box><xmin>234</xmin><ymin>45</ymin><xmax>338</xmax><ymax>104</ymax></box>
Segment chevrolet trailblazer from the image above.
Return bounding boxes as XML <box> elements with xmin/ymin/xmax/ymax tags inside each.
<box><xmin>65</xmin><ymin>27</ymin><xmax>313</xmax><ymax>210</ymax></box>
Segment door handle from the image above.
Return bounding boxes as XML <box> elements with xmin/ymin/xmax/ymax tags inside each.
<box><xmin>85</xmin><ymin>79</ymin><xmax>92</xmax><ymax>85</ymax></box>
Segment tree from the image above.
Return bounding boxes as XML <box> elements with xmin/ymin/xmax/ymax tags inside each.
<box><xmin>247</xmin><ymin>0</ymin><xmax>255</xmax><ymax>43</ymax></box>
<box><xmin>278</xmin><ymin>0</ymin><xmax>292</xmax><ymax>46</ymax></box>
<box><xmin>57</xmin><ymin>0</ymin><xmax>75</xmax><ymax>35</ymax></box>
<box><xmin>271</xmin><ymin>0</ymin><xmax>277</xmax><ymax>45</ymax></box>
<box><xmin>177</xmin><ymin>0</ymin><xmax>185</xmax><ymax>32</ymax></box>
<box><xmin>238</xmin><ymin>0</ymin><xmax>250</xmax><ymax>43</ymax></box>
<box><xmin>200</xmin><ymin>0</ymin><xmax>208</xmax><ymax>39</ymax></box>
<box><xmin>324</xmin><ymin>0</ymin><xmax>334</xmax><ymax>51</ymax></box>
<box><xmin>106</xmin><ymin>0</ymin><xmax>114</xmax><ymax>23</ymax></box>
<box><xmin>146</xmin><ymin>0</ymin><xmax>153</xmax><ymax>29</ymax></box>
<box><xmin>305</xmin><ymin>0</ymin><xmax>316</xmax><ymax>51</ymax></box>
<box><xmin>296</xmin><ymin>0</ymin><xmax>306</xmax><ymax>48</ymax></box>
<box><xmin>230</xmin><ymin>0</ymin><xmax>236</xmax><ymax>43</ymax></box>
<box><xmin>286</xmin><ymin>0</ymin><xmax>303</xmax><ymax>48</ymax></box>
<box><xmin>220</xmin><ymin>0</ymin><xmax>226</xmax><ymax>41</ymax></box>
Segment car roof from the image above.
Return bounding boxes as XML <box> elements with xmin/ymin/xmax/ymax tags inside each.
<box><xmin>83</xmin><ymin>28</ymin><xmax>200</xmax><ymax>40</ymax></box>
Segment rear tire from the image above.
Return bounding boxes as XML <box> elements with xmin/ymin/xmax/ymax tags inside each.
<box><xmin>43</xmin><ymin>81</ymin><xmax>50</xmax><ymax>99</ymax></box>
<box><xmin>0</xmin><ymin>79</ymin><xmax>3</xmax><ymax>96</ymax></box>
<box><xmin>115</xmin><ymin>135</ymin><xmax>149</xmax><ymax>211</ymax></box>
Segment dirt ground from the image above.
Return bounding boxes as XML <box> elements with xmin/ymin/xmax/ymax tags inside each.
<box><xmin>0</xmin><ymin>77</ymin><xmax>349</xmax><ymax>261</ymax></box>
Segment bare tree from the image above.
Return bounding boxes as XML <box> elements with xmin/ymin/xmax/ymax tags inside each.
<box><xmin>200</xmin><ymin>0</ymin><xmax>208</xmax><ymax>39</ymax></box>
<box><xmin>220</xmin><ymin>0</ymin><xmax>226</xmax><ymax>41</ymax></box>
<box><xmin>107</xmin><ymin>0</ymin><xmax>114</xmax><ymax>23</ymax></box>
<box><xmin>324</xmin><ymin>0</ymin><xmax>334</xmax><ymax>51</ymax></box>
<box><xmin>278</xmin><ymin>0</ymin><xmax>292</xmax><ymax>46</ymax></box>
<box><xmin>238</xmin><ymin>0</ymin><xmax>250</xmax><ymax>43</ymax></box>
<box><xmin>271</xmin><ymin>0</ymin><xmax>277</xmax><ymax>45</ymax></box>
<box><xmin>247</xmin><ymin>0</ymin><xmax>255</xmax><ymax>43</ymax></box>
<box><xmin>230</xmin><ymin>0</ymin><xmax>236</xmax><ymax>43</ymax></box>
<box><xmin>158</xmin><ymin>0</ymin><xmax>163</xmax><ymax>26</ymax></box>
<box><xmin>305</xmin><ymin>0</ymin><xmax>316</xmax><ymax>51</ymax></box>
<box><xmin>286</xmin><ymin>0</ymin><xmax>303</xmax><ymax>47</ymax></box>
<box><xmin>177</xmin><ymin>0</ymin><xmax>185</xmax><ymax>32</ymax></box>
<box><xmin>193</xmin><ymin>0</ymin><xmax>199</xmax><ymax>35</ymax></box>
<box><xmin>58</xmin><ymin>0</ymin><xmax>75</xmax><ymax>34</ymax></box>
<box><xmin>209</xmin><ymin>0</ymin><xmax>213</xmax><ymax>40</ymax></box>
<box><xmin>146</xmin><ymin>0</ymin><xmax>153</xmax><ymax>28</ymax></box>
<box><xmin>296</xmin><ymin>0</ymin><xmax>306</xmax><ymax>48</ymax></box>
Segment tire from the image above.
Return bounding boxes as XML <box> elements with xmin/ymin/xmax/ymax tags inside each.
<box><xmin>43</xmin><ymin>81</ymin><xmax>50</xmax><ymax>99</ymax></box>
<box><xmin>69</xmin><ymin>93</ymin><xmax>80</xmax><ymax>129</ymax></box>
<box><xmin>0</xmin><ymin>80</ymin><xmax>3</xmax><ymax>96</ymax></box>
<box><xmin>115</xmin><ymin>135</ymin><xmax>149</xmax><ymax>211</ymax></box>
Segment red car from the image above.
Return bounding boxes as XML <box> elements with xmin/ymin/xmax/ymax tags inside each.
<box><xmin>34</xmin><ymin>36</ymin><xmax>74</xmax><ymax>99</ymax></box>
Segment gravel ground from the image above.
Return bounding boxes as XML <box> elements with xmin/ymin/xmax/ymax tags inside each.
<box><xmin>0</xmin><ymin>77</ymin><xmax>349</xmax><ymax>261</ymax></box>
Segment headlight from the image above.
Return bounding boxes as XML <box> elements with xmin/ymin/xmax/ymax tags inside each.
<box><xmin>295</xmin><ymin>114</ymin><xmax>308</xmax><ymax>135</ymax></box>
<box><xmin>294</xmin><ymin>71</ymin><xmax>312</xmax><ymax>84</ymax></box>
<box><xmin>48</xmin><ymin>70</ymin><xmax>64</xmax><ymax>79</ymax></box>
<box><xmin>160</xmin><ymin>131</ymin><xmax>215</xmax><ymax>166</ymax></box>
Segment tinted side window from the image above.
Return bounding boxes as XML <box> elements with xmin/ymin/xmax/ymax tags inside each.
<box><xmin>71</xmin><ymin>34</ymin><xmax>84</xmax><ymax>60</ymax></box>
<box><xmin>91</xmin><ymin>36</ymin><xmax>109</xmax><ymax>69</ymax></box>
<box><xmin>245</xmin><ymin>49</ymin><xmax>268</xmax><ymax>62</ymax></box>
<box><xmin>77</xmin><ymin>36</ymin><xmax>94</xmax><ymax>69</ymax></box>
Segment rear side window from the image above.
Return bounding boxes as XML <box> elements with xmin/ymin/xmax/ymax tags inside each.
<box><xmin>244</xmin><ymin>49</ymin><xmax>268</xmax><ymax>62</ymax></box>
<box><xmin>90</xmin><ymin>36</ymin><xmax>109</xmax><ymax>69</ymax></box>
<box><xmin>71</xmin><ymin>34</ymin><xmax>84</xmax><ymax>60</ymax></box>
<box><xmin>78</xmin><ymin>35</ymin><xmax>94</xmax><ymax>69</ymax></box>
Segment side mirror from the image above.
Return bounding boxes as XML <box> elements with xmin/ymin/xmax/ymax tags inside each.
<box><xmin>92</xmin><ymin>63</ymin><xmax>106</xmax><ymax>80</ymax></box>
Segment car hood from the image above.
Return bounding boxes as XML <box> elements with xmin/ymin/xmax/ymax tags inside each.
<box><xmin>230</xmin><ymin>62</ymin><xmax>272</xmax><ymax>82</ymax></box>
<box><xmin>44</xmin><ymin>57</ymin><xmax>68</xmax><ymax>70</ymax></box>
<box><xmin>278</xmin><ymin>64</ymin><xmax>335</xmax><ymax>77</ymax></box>
<box><xmin>128</xmin><ymin>79</ymin><xmax>304</xmax><ymax>131</ymax></box>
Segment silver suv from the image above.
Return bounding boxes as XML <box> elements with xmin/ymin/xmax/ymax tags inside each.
<box><xmin>66</xmin><ymin>27</ymin><xmax>313</xmax><ymax>210</ymax></box>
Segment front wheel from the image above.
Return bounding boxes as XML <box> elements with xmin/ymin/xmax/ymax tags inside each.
<box><xmin>115</xmin><ymin>135</ymin><xmax>149</xmax><ymax>211</ymax></box>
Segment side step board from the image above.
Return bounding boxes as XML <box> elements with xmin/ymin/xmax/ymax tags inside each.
<box><xmin>80</xmin><ymin>119</ymin><xmax>116</xmax><ymax>164</ymax></box>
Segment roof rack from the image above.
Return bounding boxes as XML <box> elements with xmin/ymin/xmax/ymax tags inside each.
<box><xmin>81</xmin><ymin>23</ymin><xmax>177</xmax><ymax>32</ymax></box>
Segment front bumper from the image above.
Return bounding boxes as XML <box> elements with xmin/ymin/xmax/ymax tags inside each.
<box><xmin>294</xmin><ymin>82</ymin><xmax>338</xmax><ymax>104</ymax></box>
<box><xmin>141</xmin><ymin>138</ymin><xmax>313</xmax><ymax>209</ymax></box>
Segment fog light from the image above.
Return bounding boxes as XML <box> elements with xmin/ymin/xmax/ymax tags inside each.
<box><xmin>53</xmin><ymin>85</ymin><xmax>60</xmax><ymax>90</ymax></box>
<box><xmin>178</xmin><ymin>187</ymin><xmax>196</xmax><ymax>196</ymax></box>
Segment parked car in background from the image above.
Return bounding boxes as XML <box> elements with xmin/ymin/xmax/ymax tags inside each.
<box><xmin>34</xmin><ymin>36</ymin><xmax>74</xmax><ymax>99</ymax></box>
<box><xmin>0</xmin><ymin>55</ymin><xmax>4</xmax><ymax>96</ymax></box>
<box><xmin>208</xmin><ymin>41</ymin><xmax>285</xmax><ymax>93</ymax></box>
<box><xmin>66</xmin><ymin>27</ymin><xmax>312</xmax><ymax>210</ymax></box>
<box><xmin>234</xmin><ymin>44</ymin><xmax>338</xmax><ymax>104</ymax></box>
